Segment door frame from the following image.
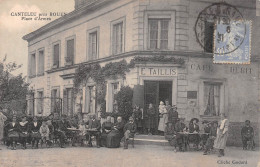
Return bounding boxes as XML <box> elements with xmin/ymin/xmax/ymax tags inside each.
<box><xmin>139</xmin><ymin>76</ymin><xmax>177</xmax><ymax>106</ymax></box>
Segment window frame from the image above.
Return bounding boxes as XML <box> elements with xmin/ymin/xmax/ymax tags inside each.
<box><xmin>65</xmin><ymin>35</ymin><xmax>76</xmax><ymax>66</ymax></box>
<box><xmin>198</xmin><ymin>78</ymin><xmax>227</xmax><ymax>118</ymax></box>
<box><xmin>29</xmin><ymin>51</ymin><xmax>36</xmax><ymax>78</ymax></box>
<box><xmin>110</xmin><ymin>17</ymin><xmax>126</xmax><ymax>55</ymax></box>
<box><xmin>36</xmin><ymin>89</ymin><xmax>44</xmax><ymax>114</ymax></box>
<box><xmin>37</xmin><ymin>48</ymin><xmax>45</xmax><ymax>76</ymax></box>
<box><xmin>87</xmin><ymin>27</ymin><xmax>100</xmax><ymax>61</ymax></box>
<box><xmin>144</xmin><ymin>11</ymin><xmax>176</xmax><ymax>50</ymax></box>
<box><xmin>52</xmin><ymin>40</ymin><xmax>61</xmax><ymax>69</ymax></box>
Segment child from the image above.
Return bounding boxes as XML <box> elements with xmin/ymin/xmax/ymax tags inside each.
<box><xmin>40</xmin><ymin>120</ymin><xmax>50</xmax><ymax>144</ymax></box>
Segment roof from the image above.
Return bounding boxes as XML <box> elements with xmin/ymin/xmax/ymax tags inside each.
<box><xmin>22</xmin><ymin>0</ymin><xmax>116</xmax><ymax>41</ymax></box>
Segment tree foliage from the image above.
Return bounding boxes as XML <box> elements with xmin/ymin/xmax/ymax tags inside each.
<box><xmin>0</xmin><ymin>55</ymin><xmax>29</xmax><ymax>115</ymax></box>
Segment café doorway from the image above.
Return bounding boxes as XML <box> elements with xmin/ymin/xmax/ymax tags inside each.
<box><xmin>144</xmin><ymin>81</ymin><xmax>172</xmax><ymax>110</ymax></box>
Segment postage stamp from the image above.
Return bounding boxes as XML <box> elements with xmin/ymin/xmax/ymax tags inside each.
<box><xmin>213</xmin><ymin>20</ymin><xmax>251</xmax><ymax>64</ymax></box>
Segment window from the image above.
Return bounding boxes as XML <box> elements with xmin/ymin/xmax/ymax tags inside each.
<box><xmin>112</xmin><ymin>22</ymin><xmax>123</xmax><ymax>54</ymax></box>
<box><xmin>37</xmin><ymin>91</ymin><xmax>44</xmax><ymax>114</ymax></box>
<box><xmin>88</xmin><ymin>86</ymin><xmax>96</xmax><ymax>114</ymax></box>
<box><xmin>89</xmin><ymin>31</ymin><xmax>98</xmax><ymax>60</ymax></box>
<box><xmin>111</xmin><ymin>82</ymin><xmax>119</xmax><ymax>110</ymax></box>
<box><xmin>30</xmin><ymin>53</ymin><xmax>36</xmax><ymax>76</ymax></box>
<box><xmin>51</xmin><ymin>88</ymin><xmax>60</xmax><ymax>113</ymax></box>
<box><xmin>63</xmin><ymin>88</ymin><xmax>74</xmax><ymax>116</ymax></box>
<box><xmin>66</xmin><ymin>39</ymin><xmax>74</xmax><ymax>65</ymax></box>
<box><xmin>53</xmin><ymin>43</ymin><xmax>60</xmax><ymax>68</ymax></box>
<box><xmin>204</xmin><ymin>83</ymin><xmax>220</xmax><ymax>116</ymax></box>
<box><xmin>148</xmin><ymin>19</ymin><xmax>170</xmax><ymax>49</ymax></box>
<box><xmin>38</xmin><ymin>50</ymin><xmax>44</xmax><ymax>75</ymax></box>
<box><xmin>204</xmin><ymin>21</ymin><xmax>214</xmax><ymax>53</ymax></box>
<box><xmin>28</xmin><ymin>92</ymin><xmax>35</xmax><ymax>116</ymax></box>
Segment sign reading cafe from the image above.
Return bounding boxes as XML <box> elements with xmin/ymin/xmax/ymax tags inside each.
<box><xmin>139</xmin><ymin>66</ymin><xmax>177</xmax><ymax>77</ymax></box>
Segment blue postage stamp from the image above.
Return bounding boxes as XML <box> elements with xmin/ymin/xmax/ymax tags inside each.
<box><xmin>213</xmin><ymin>20</ymin><xmax>251</xmax><ymax>64</ymax></box>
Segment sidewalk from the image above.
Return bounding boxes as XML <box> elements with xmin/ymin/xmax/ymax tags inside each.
<box><xmin>0</xmin><ymin>144</ymin><xmax>259</xmax><ymax>167</ymax></box>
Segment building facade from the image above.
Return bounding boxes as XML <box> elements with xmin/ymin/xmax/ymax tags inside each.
<box><xmin>23</xmin><ymin>0</ymin><xmax>260</xmax><ymax>146</ymax></box>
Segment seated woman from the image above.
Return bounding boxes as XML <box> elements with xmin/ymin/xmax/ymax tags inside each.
<box><xmin>107</xmin><ymin>116</ymin><xmax>125</xmax><ymax>148</ymax></box>
<box><xmin>100</xmin><ymin>116</ymin><xmax>113</xmax><ymax>147</ymax></box>
<box><xmin>188</xmin><ymin>118</ymin><xmax>200</xmax><ymax>150</ymax></box>
<box><xmin>30</xmin><ymin>117</ymin><xmax>41</xmax><ymax>149</ymax></box>
<box><xmin>6</xmin><ymin>116</ymin><xmax>20</xmax><ymax>150</ymax></box>
<box><xmin>19</xmin><ymin>116</ymin><xmax>29</xmax><ymax>149</ymax></box>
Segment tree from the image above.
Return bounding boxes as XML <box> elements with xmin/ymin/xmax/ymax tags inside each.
<box><xmin>0</xmin><ymin>55</ymin><xmax>28</xmax><ymax>116</ymax></box>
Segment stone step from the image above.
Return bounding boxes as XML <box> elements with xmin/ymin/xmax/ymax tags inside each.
<box><xmin>133</xmin><ymin>135</ymin><xmax>170</xmax><ymax>146</ymax></box>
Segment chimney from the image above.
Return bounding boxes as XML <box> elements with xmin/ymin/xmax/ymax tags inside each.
<box><xmin>74</xmin><ymin>0</ymin><xmax>96</xmax><ymax>10</ymax></box>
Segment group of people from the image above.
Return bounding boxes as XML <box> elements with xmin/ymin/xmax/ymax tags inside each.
<box><xmin>0</xmin><ymin>107</ymin><xmax>256</xmax><ymax>154</ymax></box>
<box><xmin>164</xmin><ymin>113</ymin><xmax>256</xmax><ymax>157</ymax></box>
<box><xmin>133</xmin><ymin>100</ymin><xmax>178</xmax><ymax>135</ymax></box>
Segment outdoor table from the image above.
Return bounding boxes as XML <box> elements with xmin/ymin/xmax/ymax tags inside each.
<box><xmin>177</xmin><ymin>132</ymin><xmax>210</xmax><ymax>151</ymax></box>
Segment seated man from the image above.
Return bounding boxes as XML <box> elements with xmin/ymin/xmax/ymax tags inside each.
<box><xmin>52</xmin><ymin>117</ymin><xmax>67</xmax><ymax>148</ymax></box>
<box><xmin>200</xmin><ymin>120</ymin><xmax>211</xmax><ymax>149</ymax></box>
<box><xmin>188</xmin><ymin>118</ymin><xmax>200</xmax><ymax>150</ymax></box>
<box><xmin>123</xmin><ymin>117</ymin><xmax>136</xmax><ymax>149</ymax></box>
<box><xmin>164</xmin><ymin>122</ymin><xmax>177</xmax><ymax>152</ymax></box>
<box><xmin>241</xmin><ymin>120</ymin><xmax>255</xmax><ymax>150</ymax></box>
<box><xmin>175</xmin><ymin>118</ymin><xmax>186</xmax><ymax>151</ymax></box>
<box><xmin>203</xmin><ymin>121</ymin><xmax>218</xmax><ymax>155</ymax></box>
<box><xmin>86</xmin><ymin>115</ymin><xmax>101</xmax><ymax>148</ymax></box>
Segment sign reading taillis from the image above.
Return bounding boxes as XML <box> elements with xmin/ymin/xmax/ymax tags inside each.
<box><xmin>139</xmin><ymin>67</ymin><xmax>177</xmax><ymax>76</ymax></box>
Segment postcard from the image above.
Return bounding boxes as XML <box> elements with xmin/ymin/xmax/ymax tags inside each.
<box><xmin>0</xmin><ymin>0</ymin><xmax>259</xmax><ymax>167</ymax></box>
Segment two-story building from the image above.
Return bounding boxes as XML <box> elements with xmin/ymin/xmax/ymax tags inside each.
<box><xmin>23</xmin><ymin>0</ymin><xmax>260</xmax><ymax>146</ymax></box>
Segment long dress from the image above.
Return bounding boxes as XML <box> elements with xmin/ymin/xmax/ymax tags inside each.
<box><xmin>0</xmin><ymin>112</ymin><xmax>7</xmax><ymax>141</ymax></box>
<box><xmin>146</xmin><ymin>107</ymin><xmax>156</xmax><ymax>129</ymax></box>
<box><xmin>106</xmin><ymin>121</ymin><xmax>125</xmax><ymax>148</ymax></box>
<box><xmin>214</xmin><ymin>119</ymin><xmax>229</xmax><ymax>149</ymax></box>
<box><xmin>101</xmin><ymin>122</ymin><xmax>113</xmax><ymax>147</ymax></box>
<box><xmin>158</xmin><ymin>105</ymin><xmax>167</xmax><ymax>132</ymax></box>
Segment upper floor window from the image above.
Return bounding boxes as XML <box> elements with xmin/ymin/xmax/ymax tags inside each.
<box><xmin>30</xmin><ymin>53</ymin><xmax>36</xmax><ymax>77</ymax></box>
<box><xmin>204</xmin><ymin>21</ymin><xmax>214</xmax><ymax>53</ymax></box>
<box><xmin>38</xmin><ymin>50</ymin><xmax>44</xmax><ymax>75</ymax></box>
<box><xmin>66</xmin><ymin>38</ymin><xmax>75</xmax><ymax>65</ymax></box>
<box><xmin>204</xmin><ymin>82</ymin><xmax>220</xmax><ymax>116</ymax></box>
<box><xmin>89</xmin><ymin>31</ymin><xmax>98</xmax><ymax>60</ymax></box>
<box><xmin>148</xmin><ymin>19</ymin><xmax>170</xmax><ymax>50</ymax></box>
<box><xmin>112</xmin><ymin>22</ymin><xmax>124</xmax><ymax>55</ymax></box>
<box><xmin>53</xmin><ymin>43</ymin><xmax>60</xmax><ymax>68</ymax></box>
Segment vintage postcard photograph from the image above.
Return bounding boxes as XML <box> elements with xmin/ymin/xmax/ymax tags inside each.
<box><xmin>0</xmin><ymin>0</ymin><xmax>259</xmax><ymax>167</ymax></box>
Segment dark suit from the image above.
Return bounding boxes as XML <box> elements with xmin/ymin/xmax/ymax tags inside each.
<box><xmin>189</xmin><ymin>123</ymin><xmax>200</xmax><ymax>147</ymax></box>
<box><xmin>86</xmin><ymin>119</ymin><xmax>101</xmax><ymax>147</ymax></box>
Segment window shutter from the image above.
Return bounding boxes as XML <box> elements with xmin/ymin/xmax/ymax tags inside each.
<box><xmin>133</xmin><ymin>85</ymin><xmax>144</xmax><ymax>109</ymax></box>
<box><xmin>63</xmin><ymin>89</ymin><xmax>68</xmax><ymax>115</ymax></box>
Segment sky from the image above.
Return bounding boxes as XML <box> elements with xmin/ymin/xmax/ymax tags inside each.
<box><xmin>0</xmin><ymin>0</ymin><xmax>74</xmax><ymax>76</ymax></box>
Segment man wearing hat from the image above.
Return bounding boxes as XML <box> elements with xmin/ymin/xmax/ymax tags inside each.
<box><xmin>168</xmin><ymin>105</ymin><xmax>178</xmax><ymax>126</ymax></box>
<box><xmin>164</xmin><ymin>122</ymin><xmax>177</xmax><ymax>152</ymax></box>
<box><xmin>241</xmin><ymin>120</ymin><xmax>255</xmax><ymax>150</ymax></box>
<box><xmin>175</xmin><ymin>118</ymin><xmax>186</xmax><ymax>151</ymax></box>
<box><xmin>201</xmin><ymin>120</ymin><xmax>211</xmax><ymax>149</ymax></box>
<box><xmin>123</xmin><ymin>117</ymin><xmax>136</xmax><ymax>149</ymax></box>
<box><xmin>188</xmin><ymin>118</ymin><xmax>200</xmax><ymax>150</ymax></box>
<box><xmin>203</xmin><ymin>121</ymin><xmax>218</xmax><ymax>155</ymax></box>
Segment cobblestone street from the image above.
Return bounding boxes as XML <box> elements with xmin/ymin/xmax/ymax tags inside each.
<box><xmin>0</xmin><ymin>145</ymin><xmax>259</xmax><ymax>167</ymax></box>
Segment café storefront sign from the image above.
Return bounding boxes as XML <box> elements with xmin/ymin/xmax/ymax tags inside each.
<box><xmin>139</xmin><ymin>66</ymin><xmax>177</xmax><ymax>77</ymax></box>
